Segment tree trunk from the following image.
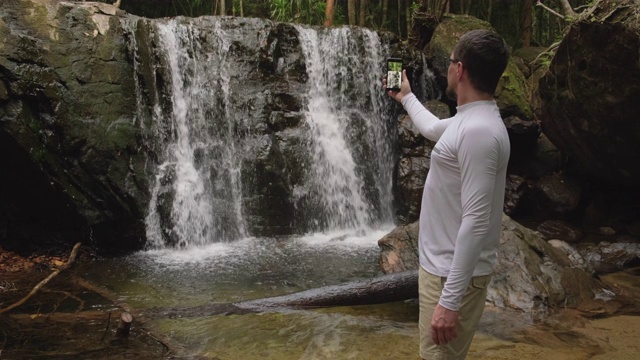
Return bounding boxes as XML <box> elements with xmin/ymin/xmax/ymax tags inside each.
<box><xmin>405</xmin><ymin>0</ymin><xmax>412</xmax><ymax>39</ymax></box>
<box><xmin>359</xmin><ymin>0</ymin><xmax>367</xmax><ymax>26</ymax></box>
<box><xmin>523</xmin><ymin>0</ymin><xmax>533</xmax><ymax>47</ymax></box>
<box><xmin>381</xmin><ymin>0</ymin><xmax>389</xmax><ymax>29</ymax></box>
<box><xmin>239</xmin><ymin>0</ymin><xmax>243</xmax><ymax>17</ymax></box>
<box><xmin>324</xmin><ymin>0</ymin><xmax>336</xmax><ymax>27</ymax></box>
<box><xmin>146</xmin><ymin>270</ymin><xmax>419</xmax><ymax>318</ymax></box>
<box><xmin>397</xmin><ymin>0</ymin><xmax>403</xmax><ymax>37</ymax></box>
<box><xmin>220</xmin><ymin>0</ymin><xmax>226</xmax><ymax>15</ymax></box>
<box><xmin>487</xmin><ymin>0</ymin><xmax>492</xmax><ymax>21</ymax></box>
<box><xmin>348</xmin><ymin>0</ymin><xmax>357</xmax><ymax>25</ymax></box>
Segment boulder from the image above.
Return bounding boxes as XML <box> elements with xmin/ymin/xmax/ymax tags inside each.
<box><xmin>0</xmin><ymin>0</ymin><xmax>147</xmax><ymax>254</ymax></box>
<box><xmin>536</xmin><ymin>0</ymin><xmax>640</xmax><ymax>186</ymax></box>
<box><xmin>378</xmin><ymin>214</ymin><xmax>610</xmax><ymax>312</ymax></box>
<box><xmin>425</xmin><ymin>14</ymin><xmax>533</xmax><ymax>121</ymax></box>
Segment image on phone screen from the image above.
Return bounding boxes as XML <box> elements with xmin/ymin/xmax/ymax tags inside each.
<box><xmin>387</xmin><ymin>59</ymin><xmax>402</xmax><ymax>91</ymax></box>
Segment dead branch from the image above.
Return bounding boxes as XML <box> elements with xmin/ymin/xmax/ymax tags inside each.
<box><xmin>0</xmin><ymin>242</ymin><xmax>81</xmax><ymax>315</ymax></box>
<box><xmin>557</xmin><ymin>0</ymin><xmax>577</xmax><ymax>17</ymax></box>
<box><xmin>72</xmin><ymin>276</ymin><xmax>192</xmax><ymax>357</ymax></box>
<box><xmin>536</xmin><ymin>0</ymin><xmax>565</xmax><ymax>19</ymax></box>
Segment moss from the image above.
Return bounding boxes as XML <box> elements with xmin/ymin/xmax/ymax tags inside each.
<box><xmin>496</xmin><ymin>60</ymin><xmax>534</xmax><ymax>120</ymax></box>
<box><xmin>429</xmin><ymin>14</ymin><xmax>494</xmax><ymax>55</ymax></box>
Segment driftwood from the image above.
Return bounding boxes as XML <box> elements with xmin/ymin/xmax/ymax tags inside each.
<box><xmin>72</xmin><ymin>276</ymin><xmax>201</xmax><ymax>358</ymax></box>
<box><xmin>0</xmin><ymin>242</ymin><xmax>82</xmax><ymax>315</ymax></box>
<box><xmin>147</xmin><ymin>270</ymin><xmax>419</xmax><ymax>319</ymax></box>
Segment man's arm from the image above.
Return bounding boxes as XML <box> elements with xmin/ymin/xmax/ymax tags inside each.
<box><xmin>401</xmin><ymin>94</ymin><xmax>451</xmax><ymax>142</ymax></box>
<box><xmin>385</xmin><ymin>70</ymin><xmax>451</xmax><ymax>142</ymax></box>
<box><xmin>440</xmin><ymin>124</ymin><xmax>501</xmax><ymax>311</ymax></box>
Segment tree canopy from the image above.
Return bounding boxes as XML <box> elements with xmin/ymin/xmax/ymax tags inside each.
<box><xmin>106</xmin><ymin>0</ymin><xmax>595</xmax><ymax>50</ymax></box>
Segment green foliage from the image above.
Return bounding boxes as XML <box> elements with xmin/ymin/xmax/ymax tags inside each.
<box><xmin>269</xmin><ymin>0</ymin><xmax>291</xmax><ymax>21</ymax></box>
<box><xmin>269</xmin><ymin>0</ymin><xmax>325</xmax><ymax>25</ymax></box>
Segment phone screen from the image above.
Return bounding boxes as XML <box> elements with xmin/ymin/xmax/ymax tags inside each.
<box><xmin>386</xmin><ymin>58</ymin><xmax>403</xmax><ymax>91</ymax></box>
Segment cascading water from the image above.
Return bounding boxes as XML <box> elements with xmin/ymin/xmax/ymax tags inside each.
<box><xmin>294</xmin><ymin>26</ymin><xmax>395</xmax><ymax>232</ymax></box>
<box><xmin>130</xmin><ymin>18</ymin><xmax>401</xmax><ymax>249</ymax></box>
<box><xmin>134</xmin><ymin>19</ymin><xmax>247</xmax><ymax>249</ymax></box>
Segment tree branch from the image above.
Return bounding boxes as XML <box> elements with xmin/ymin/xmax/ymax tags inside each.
<box><xmin>536</xmin><ymin>0</ymin><xmax>565</xmax><ymax>19</ymax></box>
<box><xmin>557</xmin><ymin>0</ymin><xmax>577</xmax><ymax>17</ymax></box>
<box><xmin>0</xmin><ymin>243</ymin><xmax>82</xmax><ymax>315</ymax></box>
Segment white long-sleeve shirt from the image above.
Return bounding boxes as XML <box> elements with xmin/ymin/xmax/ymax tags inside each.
<box><xmin>401</xmin><ymin>93</ymin><xmax>510</xmax><ymax>311</ymax></box>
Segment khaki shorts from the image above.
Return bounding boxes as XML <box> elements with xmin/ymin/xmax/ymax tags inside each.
<box><xmin>419</xmin><ymin>267</ymin><xmax>491</xmax><ymax>360</ymax></box>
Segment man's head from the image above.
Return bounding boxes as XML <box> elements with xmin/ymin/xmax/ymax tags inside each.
<box><xmin>446</xmin><ymin>29</ymin><xmax>509</xmax><ymax>101</ymax></box>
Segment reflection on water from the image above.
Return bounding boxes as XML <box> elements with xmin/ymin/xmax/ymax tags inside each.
<box><xmin>76</xmin><ymin>235</ymin><xmax>640</xmax><ymax>359</ymax></box>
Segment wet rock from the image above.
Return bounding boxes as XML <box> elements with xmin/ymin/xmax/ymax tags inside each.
<box><xmin>578</xmin><ymin>241</ymin><xmax>640</xmax><ymax>274</ymax></box>
<box><xmin>490</xmin><ymin>215</ymin><xmax>604</xmax><ymax>312</ymax></box>
<box><xmin>378</xmin><ymin>222</ymin><xmax>420</xmax><ymax>273</ymax></box>
<box><xmin>0</xmin><ymin>0</ymin><xmax>146</xmax><ymax>254</ymax></box>
<box><xmin>504</xmin><ymin>174</ymin><xmax>527</xmax><ymax>216</ymax></box>
<box><xmin>394</xmin><ymin>156</ymin><xmax>429</xmax><ymax>224</ymax></box>
<box><xmin>597</xmin><ymin>227</ymin><xmax>616</xmax><ymax>236</ymax></box>
<box><xmin>529</xmin><ymin>173</ymin><xmax>582</xmax><ymax>217</ymax></box>
<box><xmin>378</xmin><ymin>215</ymin><xmax>608</xmax><ymax>312</ymax></box>
<box><xmin>548</xmin><ymin>239</ymin><xmax>594</xmax><ymax>274</ymax></box>
<box><xmin>394</xmin><ymin>99</ymin><xmax>450</xmax><ymax>223</ymax></box>
<box><xmin>527</xmin><ymin>134</ymin><xmax>564</xmax><ymax>179</ymax></box>
<box><xmin>504</xmin><ymin>115</ymin><xmax>540</xmax><ymax>174</ymax></box>
<box><xmin>537</xmin><ymin>220</ymin><xmax>584</xmax><ymax>243</ymax></box>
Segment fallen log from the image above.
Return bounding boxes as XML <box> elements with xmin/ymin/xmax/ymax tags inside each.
<box><xmin>147</xmin><ymin>270</ymin><xmax>419</xmax><ymax>318</ymax></box>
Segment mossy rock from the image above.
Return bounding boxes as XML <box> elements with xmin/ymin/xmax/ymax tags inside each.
<box><xmin>426</xmin><ymin>14</ymin><xmax>533</xmax><ymax>120</ymax></box>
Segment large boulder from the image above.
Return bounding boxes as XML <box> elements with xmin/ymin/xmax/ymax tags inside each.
<box><xmin>378</xmin><ymin>215</ymin><xmax>611</xmax><ymax>312</ymax></box>
<box><xmin>536</xmin><ymin>0</ymin><xmax>640</xmax><ymax>186</ymax></box>
<box><xmin>0</xmin><ymin>0</ymin><xmax>147</xmax><ymax>254</ymax></box>
<box><xmin>425</xmin><ymin>14</ymin><xmax>533</xmax><ymax>122</ymax></box>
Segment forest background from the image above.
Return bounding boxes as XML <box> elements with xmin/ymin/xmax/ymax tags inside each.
<box><xmin>108</xmin><ymin>0</ymin><xmax>589</xmax><ymax>51</ymax></box>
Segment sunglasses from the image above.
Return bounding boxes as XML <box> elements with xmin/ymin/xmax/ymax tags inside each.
<box><xmin>445</xmin><ymin>56</ymin><xmax>460</xmax><ymax>65</ymax></box>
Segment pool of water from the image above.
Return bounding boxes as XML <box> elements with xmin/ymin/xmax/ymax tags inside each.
<box><xmin>76</xmin><ymin>228</ymin><xmax>430</xmax><ymax>358</ymax></box>
<box><xmin>72</xmin><ymin>229</ymin><xmax>640</xmax><ymax>359</ymax></box>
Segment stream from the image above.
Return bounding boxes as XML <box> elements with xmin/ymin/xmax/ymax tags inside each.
<box><xmin>66</xmin><ymin>231</ymin><xmax>639</xmax><ymax>360</ymax></box>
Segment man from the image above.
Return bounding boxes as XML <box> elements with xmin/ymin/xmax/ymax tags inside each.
<box><xmin>384</xmin><ymin>29</ymin><xmax>510</xmax><ymax>359</ymax></box>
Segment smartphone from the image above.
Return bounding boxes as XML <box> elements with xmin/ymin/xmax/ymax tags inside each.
<box><xmin>386</xmin><ymin>58</ymin><xmax>403</xmax><ymax>91</ymax></box>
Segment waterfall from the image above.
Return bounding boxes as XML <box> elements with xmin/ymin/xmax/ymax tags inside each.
<box><xmin>294</xmin><ymin>26</ymin><xmax>395</xmax><ymax>232</ymax></box>
<box><xmin>133</xmin><ymin>19</ymin><xmax>247</xmax><ymax>249</ymax></box>
<box><xmin>130</xmin><ymin>18</ymin><xmax>399</xmax><ymax>249</ymax></box>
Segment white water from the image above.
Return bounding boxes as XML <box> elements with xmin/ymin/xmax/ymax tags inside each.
<box><xmin>141</xmin><ymin>20</ymin><xmax>247</xmax><ymax>249</ymax></box>
<box><xmin>295</xmin><ymin>26</ymin><xmax>395</xmax><ymax>232</ymax></box>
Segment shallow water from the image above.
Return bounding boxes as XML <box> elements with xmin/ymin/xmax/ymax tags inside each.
<box><xmin>72</xmin><ymin>230</ymin><xmax>640</xmax><ymax>359</ymax></box>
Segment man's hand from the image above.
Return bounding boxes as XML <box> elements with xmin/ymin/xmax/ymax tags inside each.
<box><xmin>431</xmin><ymin>303</ymin><xmax>458</xmax><ymax>345</ymax></box>
<box><xmin>383</xmin><ymin>69</ymin><xmax>412</xmax><ymax>102</ymax></box>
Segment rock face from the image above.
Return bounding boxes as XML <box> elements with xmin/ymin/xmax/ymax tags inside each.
<box><xmin>378</xmin><ymin>215</ymin><xmax>609</xmax><ymax>312</ymax></box>
<box><xmin>0</xmin><ymin>0</ymin><xmax>147</xmax><ymax>254</ymax></box>
<box><xmin>536</xmin><ymin>0</ymin><xmax>640</xmax><ymax>186</ymax></box>
<box><xmin>1</xmin><ymin>0</ymin><xmax>417</xmax><ymax>252</ymax></box>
